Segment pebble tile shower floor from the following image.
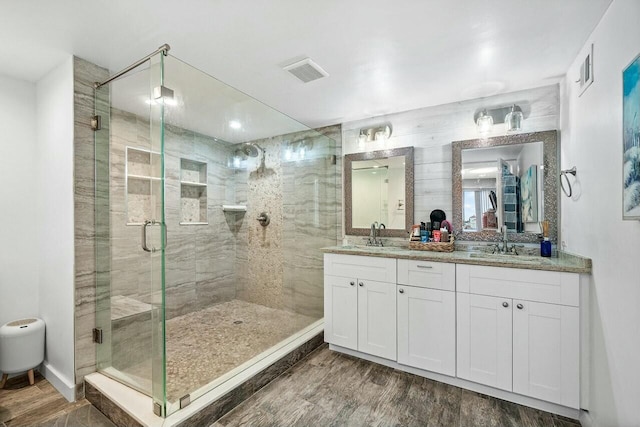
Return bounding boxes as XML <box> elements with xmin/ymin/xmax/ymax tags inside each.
<box><xmin>118</xmin><ymin>299</ymin><xmax>317</xmax><ymax>402</ymax></box>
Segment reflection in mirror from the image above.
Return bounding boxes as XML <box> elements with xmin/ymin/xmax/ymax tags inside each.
<box><xmin>452</xmin><ymin>131</ymin><xmax>558</xmax><ymax>243</ymax></box>
<box><xmin>461</xmin><ymin>142</ymin><xmax>543</xmax><ymax>233</ymax></box>
<box><xmin>345</xmin><ymin>147</ymin><xmax>414</xmax><ymax>237</ymax></box>
<box><xmin>352</xmin><ymin>156</ymin><xmax>406</xmax><ymax>228</ymax></box>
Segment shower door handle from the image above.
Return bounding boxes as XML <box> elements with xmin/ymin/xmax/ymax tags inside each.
<box><xmin>142</xmin><ymin>220</ymin><xmax>155</xmax><ymax>253</ymax></box>
<box><xmin>163</xmin><ymin>223</ymin><xmax>167</xmax><ymax>249</ymax></box>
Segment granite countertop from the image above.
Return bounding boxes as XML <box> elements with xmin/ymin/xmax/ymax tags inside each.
<box><xmin>321</xmin><ymin>245</ymin><xmax>592</xmax><ymax>274</ymax></box>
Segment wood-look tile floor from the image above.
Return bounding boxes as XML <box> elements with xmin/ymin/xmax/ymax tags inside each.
<box><xmin>0</xmin><ymin>372</ymin><xmax>114</xmax><ymax>427</ymax></box>
<box><xmin>213</xmin><ymin>345</ymin><xmax>581</xmax><ymax>427</ymax></box>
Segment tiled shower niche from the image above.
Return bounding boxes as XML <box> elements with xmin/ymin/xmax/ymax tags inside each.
<box><xmin>180</xmin><ymin>158</ymin><xmax>208</xmax><ymax>225</ymax></box>
<box><xmin>126</xmin><ymin>147</ymin><xmax>161</xmax><ymax>225</ymax></box>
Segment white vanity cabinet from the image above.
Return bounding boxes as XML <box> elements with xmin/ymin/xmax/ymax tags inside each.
<box><xmin>397</xmin><ymin>260</ymin><xmax>456</xmax><ymax>376</ymax></box>
<box><xmin>324</xmin><ymin>254</ymin><xmax>397</xmax><ymax>360</ymax></box>
<box><xmin>456</xmin><ymin>264</ymin><xmax>580</xmax><ymax>409</ymax></box>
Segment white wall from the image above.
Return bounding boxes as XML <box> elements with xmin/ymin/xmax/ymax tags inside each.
<box><xmin>342</xmin><ymin>84</ymin><xmax>559</xmax><ymax>235</ymax></box>
<box><xmin>0</xmin><ymin>74</ymin><xmax>39</xmax><ymax>326</ymax></box>
<box><xmin>560</xmin><ymin>1</ymin><xmax>640</xmax><ymax>426</ymax></box>
<box><xmin>36</xmin><ymin>56</ymin><xmax>75</xmax><ymax>401</ymax></box>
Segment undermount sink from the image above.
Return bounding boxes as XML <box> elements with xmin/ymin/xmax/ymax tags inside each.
<box><xmin>468</xmin><ymin>252</ymin><xmax>552</xmax><ymax>264</ymax></box>
<box><xmin>339</xmin><ymin>245</ymin><xmax>404</xmax><ymax>251</ymax></box>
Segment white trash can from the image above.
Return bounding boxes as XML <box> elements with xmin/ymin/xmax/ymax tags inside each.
<box><xmin>0</xmin><ymin>318</ymin><xmax>45</xmax><ymax>388</ymax></box>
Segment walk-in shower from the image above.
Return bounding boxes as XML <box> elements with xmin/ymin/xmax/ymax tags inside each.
<box><xmin>93</xmin><ymin>45</ymin><xmax>338</xmax><ymax>417</ymax></box>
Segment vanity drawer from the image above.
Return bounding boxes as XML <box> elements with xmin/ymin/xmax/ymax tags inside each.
<box><xmin>456</xmin><ymin>264</ymin><xmax>579</xmax><ymax>306</ymax></box>
<box><xmin>324</xmin><ymin>254</ymin><xmax>396</xmax><ymax>282</ymax></box>
<box><xmin>397</xmin><ymin>259</ymin><xmax>455</xmax><ymax>291</ymax></box>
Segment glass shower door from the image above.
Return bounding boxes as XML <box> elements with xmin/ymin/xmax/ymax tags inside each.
<box><xmin>94</xmin><ymin>53</ymin><xmax>168</xmax><ymax>415</ymax></box>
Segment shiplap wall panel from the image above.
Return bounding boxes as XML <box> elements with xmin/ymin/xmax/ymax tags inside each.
<box><xmin>341</xmin><ymin>84</ymin><xmax>559</xmax><ymax>236</ymax></box>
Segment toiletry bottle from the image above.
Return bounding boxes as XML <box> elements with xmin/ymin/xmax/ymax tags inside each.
<box><xmin>411</xmin><ymin>224</ymin><xmax>421</xmax><ymax>241</ymax></box>
<box><xmin>541</xmin><ymin>238</ymin><xmax>552</xmax><ymax>257</ymax></box>
<box><xmin>440</xmin><ymin>228</ymin><xmax>449</xmax><ymax>243</ymax></box>
<box><xmin>433</xmin><ymin>230</ymin><xmax>441</xmax><ymax>242</ymax></box>
<box><xmin>540</xmin><ymin>220</ymin><xmax>551</xmax><ymax>257</ymax></box>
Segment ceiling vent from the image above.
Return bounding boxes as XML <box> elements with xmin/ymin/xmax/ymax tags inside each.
<box><xmin>283</xmin><ymin>58</ymin><xmax>329</xmax><ymax>83</ymax></box>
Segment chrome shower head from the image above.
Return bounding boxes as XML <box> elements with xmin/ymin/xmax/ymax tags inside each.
<box><xmin>241</xmin><ymin>142</ymin><xmax>263</xmax><ymax>158</ymax></box>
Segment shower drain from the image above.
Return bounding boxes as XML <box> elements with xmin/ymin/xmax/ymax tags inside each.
<box><xmin>233</xmin><ymin>320</ymin><xmax>243</xmax><ymax>325</ymax></box>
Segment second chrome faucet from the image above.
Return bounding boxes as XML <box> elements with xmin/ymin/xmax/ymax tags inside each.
<box><xmin>367</xmin><ymin>222</ymin><xmax>385</xmax><ymax>246</ymax></box>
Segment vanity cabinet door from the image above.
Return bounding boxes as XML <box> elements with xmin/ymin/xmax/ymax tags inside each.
<box><xmin>357</xmin><ymin>280</ymin><xmax>396</xmax><ymax>360</ymax></box>
<box><xmin>324</xmin><ymin>275</ymin><xmax>358</xmax><ymax>350</ymax></box>
<box><xmin>513</xmin><ymin>300</ymin><xmax>579</xmax><ymax>408</ymax></box>
<box><xmin>457</xmin><ymin>293</ymin><xmax>513</xmax><ymax>391</ymax></box>
<box><xmin>397</xmin><ymin>285</ymin><xmax>456</xmax><ymax>376</ymax></box>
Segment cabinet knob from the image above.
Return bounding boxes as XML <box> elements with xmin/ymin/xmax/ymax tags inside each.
<box><xmin>502</xmin><ymin>302</ymin><xmax>509</xmax><ymax>308</ymax></box>
<box><xmin>350</xmin><ymin>281</ymin><xmax>355</xmax><ymax>286</ymax></box>
<box><xmin>517</xmin><ymin>303</ymin><xmax>524</xmax><ymax>310</ymax></box>
<box><xmin>359</xmin><ymin>282</ymin><xmax>364</xmax><ymax>287</ymax></box>
<box><xmin>399</xmin><ymin>288</ymin><xmax>404</xmax><ymax>294</ymax></box>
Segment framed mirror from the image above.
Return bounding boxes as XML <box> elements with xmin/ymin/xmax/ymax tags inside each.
<box><xmin>345</xmin><ymin>147</ymin><xmax>414</xmax><ymax>237</ymax></box>
<box><xmin>452</xmin><ymin>131</ymin><xmax>558</xmax><ymax>243</ymax></box>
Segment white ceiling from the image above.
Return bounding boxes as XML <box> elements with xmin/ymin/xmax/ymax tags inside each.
<box><xmin>0</xmin><ymin>1</ymin><xmax>611</xmax><ymax>131</ymax></box>
<box><xmin>110</xmin><ymin>57</ymin><xmax>310</xmax><ymax>143</ymax></box>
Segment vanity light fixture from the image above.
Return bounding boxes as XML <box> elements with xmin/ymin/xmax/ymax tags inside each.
<box><xmin>358</xmin><ymin>123</ymin><xmax>392</xmax><ymax>149</ymax></box>
<box><xmin>474</xmin><ymin>104</ymin><xmax>525</xmax><ymax>134</ymax></box>
<box><xmin>505</xmin><ymin>104</ymin><xmax>523</xmax><ymax>132</ymax></box>
<box><xmin>476</xmin><ymin>110</ymin><xmax>493</xmax><ymax>134</ymax></box>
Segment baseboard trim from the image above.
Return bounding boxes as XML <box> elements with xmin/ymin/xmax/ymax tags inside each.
<box><xmin>41</xmin><ymin>362</ymin><xmax>76</xmax><ymax>402</ymax></box>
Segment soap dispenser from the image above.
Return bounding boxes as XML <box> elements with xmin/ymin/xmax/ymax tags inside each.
<box><xmin>540</xmin><ymin>220</ymin><xmax>552</xmax><ymax>257</ymax></box>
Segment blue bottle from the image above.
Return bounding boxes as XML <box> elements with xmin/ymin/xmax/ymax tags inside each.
<box><xmin>540</xmin><ymin>237</ymin><xmax>552</xmax><ymax>257</ymax></box>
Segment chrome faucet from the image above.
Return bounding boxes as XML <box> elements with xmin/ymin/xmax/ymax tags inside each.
<box><xmin>491</xmin><ymin>225</ymin><xmax>518</xmax><ymax>254</ymax></box>
<box><xmin>367</xmin><ymin>222</ymin><xmax>384</xmax><ymax>246</ymax></box>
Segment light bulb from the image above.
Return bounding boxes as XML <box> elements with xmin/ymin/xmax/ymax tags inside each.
<box><xmin>476</xmin><ymin>110</ymin><xmax>493</xmax><ymax>134</ymax></box>
<box><xmin>505</xmin><ymin>105</ymin><xmax>523</xmax><ymax>132</ymax></box>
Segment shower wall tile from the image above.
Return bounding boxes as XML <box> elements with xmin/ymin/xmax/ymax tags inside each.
<box><xmin>165</xmin><ymin>124</ymin><xmax>195</xmax><ymax>162</ymax></box>
<box><xmin>235</xmin><ymin>125</ymin><xmax>341</xmax><ymax>318</ymax></box>
<box><xmin>196</xmin><ymin>277</ymin><xmax>235</xmax><ymax>310</ymax></box>
<box><xmin>164</xmin><ymin>152</ymin><xmax>182</xmax><ymax>182</ymax></box>
<box><xmin>73</xmin><ymin>56</ymin><xmax>109</xmax><ymax>393</ymax></box>
<box><xmin>235</xmin><ymin>138</ymin><xmax>285</xmax><ymax>309</ymax></box>
<box><xmin>111</xmin><ymin>311</ymin><xmax>151</xmax><ymax>371</ymax></box>
<box><xmin>107</xmin><ymin>109</ymin><xmax>239</xmax><ymax>321</ymax></box>
<box><xmin>111</xmin><ymin>109</ymin><xmax>139</xmax><ymax>146</ymax></box>
<box><xmin>166</xmin><ymin>281</ymin><xmax>197</xmax><ymax>319</ymax></box>
<box><xmin>165</xmin><ymin>229</ymin><xmax>197</xmax><ymax>287</ymax></box>
<box><xmin>281</xmin><ymin>160</ymin><xmax>339</xmax><ymax>316</ymax></box>
<box><xmin>110</xmin><ymin>253</ymin><xmax>141</xmax><ymax>298</ymax></box>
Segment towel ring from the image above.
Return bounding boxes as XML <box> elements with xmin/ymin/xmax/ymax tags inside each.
<box><xmin>560</xmin><ymin>166</ymin><xmax>577</xmax><ymax>197</ymax></box>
